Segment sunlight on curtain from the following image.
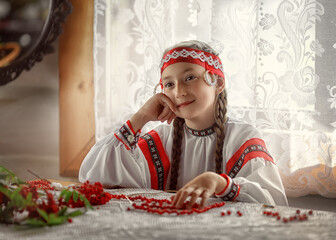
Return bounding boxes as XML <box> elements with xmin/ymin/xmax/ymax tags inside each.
<box><xmin>93</xmin><ymin>0</ymin><xmax>336</xmax><ymax>197</ymax></box>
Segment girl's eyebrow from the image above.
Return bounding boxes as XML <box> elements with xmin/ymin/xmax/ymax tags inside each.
<box><xmin>162</xmin><ymin>67</ymin><xmax>196</xmax><ymax>82</ymax></box>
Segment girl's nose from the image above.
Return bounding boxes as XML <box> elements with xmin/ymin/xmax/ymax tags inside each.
<box><xmin>175</xmin><ymin>82</ymin><xmax>187</xmax><ymax>98</ymax></box>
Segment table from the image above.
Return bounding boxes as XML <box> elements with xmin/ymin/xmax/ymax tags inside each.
<box><xmin>1</xmin><ymin>188</ymin><xmax>336</xmax><ymax>240</ymax></box>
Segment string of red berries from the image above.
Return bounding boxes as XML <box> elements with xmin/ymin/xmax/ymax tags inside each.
<box><xmin>263</xmin><ymin>209</ymin><xmax>313</xmax><ymax>223</ymax></box>
<box><xmin>128</xmin><ymin>199</ymin><xmax>226</xmax><ymax>215</ymax></box>
<box><xmin>27</xmin><ymin>179</ymin><xmax>55</xmax><ymax>190</ymax></box>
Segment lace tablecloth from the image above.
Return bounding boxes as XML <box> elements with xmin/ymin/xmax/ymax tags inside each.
<box><xmin>1</xmin><ymin>188</ymin><xmax>336</xmax><ymax>240</ymax></box>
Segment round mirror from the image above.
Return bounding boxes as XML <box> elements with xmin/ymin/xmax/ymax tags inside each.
<box><xmin>0</xmin><ymin>0</ymin><xmax>72</xmax><ymax>85</ymax></box>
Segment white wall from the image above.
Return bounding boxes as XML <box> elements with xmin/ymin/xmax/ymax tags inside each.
<box><xmin>0</xmin><ymin>42</ymin><xmax>76</xmax><ymax>182</ymax></box>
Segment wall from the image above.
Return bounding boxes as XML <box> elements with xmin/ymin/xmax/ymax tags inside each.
<box><xmin>0</xmin><ymin>42</ymin><xmax>76</xmax><ymax>182</ymax></box>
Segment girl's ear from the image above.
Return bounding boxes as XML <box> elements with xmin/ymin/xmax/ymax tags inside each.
<box><xmin>216</xmin><ymin>77</ymin><xmax>225</xmax><ymax>94</ymax></box>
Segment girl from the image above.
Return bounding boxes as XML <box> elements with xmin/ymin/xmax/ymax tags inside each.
<box><xmin>79</xmin><ymin>40</ymin><xmax>288</xmax><ymax>209</ymax></box>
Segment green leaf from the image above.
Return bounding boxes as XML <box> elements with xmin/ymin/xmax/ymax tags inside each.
<box><xmin>26</xmin><ymin>192</ymin><xmax>32</xmax><ymax>202</ymax></box>
<box><xmin>64</xmin><ymin>191</ymin><xmax>72</xmax><ymax>203</ymax></box>
<box><xmin>59</xmin><ymin>189</ymin><xmax>67</xmax><ymax>199</ymax></box>
<box><xmin>57</xmin><ymin>207</ymin><xmax>68</xmax><ymax>217</ymax></box>
<box><xmin>0</xmin><ymin>185</ymin><xmax>11</xmax><ymax>197</ymax></box>
<box><xmin>79</xmin><ymin>195</ymin><xmax>84</xmax><ymax>201</ymax></box>
<box><xmin>25</xmin><ymin>192</ymin><xmax>35</xmax><ymax>207</ymax></box>
<box><xmin>25</xmin><ymin>218</ymin><xmax>47</xmax><ymax>227</ymax></box>
<box><xmin>83</xmin><ymin>198</ymin><xmax>93</xmax><ymax>210</ymax></box>
<box><xmin>67</xmin><ymin>210</ymin><xmax>83</xmax><ymax>217</ymax></box>
<box><xmin>37</xmin><ymin>208</ymin><xmax>49</xmax><ymax>222</ymax></box>
<box><xmin>73</xmin><ymin>190</ymin><xmax>79</xmax><ymax>202</ymax></box>
<box><xmin>12</xmin><ymin>187</ymin><xmax>25</xmax><ymax>206</ymax></box>
<box><xmin>47</xmin><ymin>215</ymin><xmax>67</xmax><ymax>225</ymax></box>
<box><xmin>0</xmin><ymin>165</ymin><xmax>25</xmax><ymax>185</ymax></box>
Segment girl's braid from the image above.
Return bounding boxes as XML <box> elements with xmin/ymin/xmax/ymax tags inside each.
<box><xmin>169</xmin><ymin>117</ymin><xmax>185</xmax><ymax>190</ymax></box>
<box><xmin>213</xmin><ymin>89</ymin><xmax>228</xmax><ymax>174</ymax></box>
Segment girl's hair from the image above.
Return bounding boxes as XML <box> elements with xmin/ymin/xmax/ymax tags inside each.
<box><xmin>162</xmin><ymin>40</ymin><xmax>228</xmax><ymax>190</ymax></box>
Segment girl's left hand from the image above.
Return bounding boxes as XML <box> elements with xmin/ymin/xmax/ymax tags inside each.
<box><xmin>171</xmin><ymin>172</ymin><xmax>227</xmax><ymax>209</ymax></box>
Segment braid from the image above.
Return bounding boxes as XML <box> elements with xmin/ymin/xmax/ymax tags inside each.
<box><xmin>213</xmin><ymin>89</ymin><xmax>228</xmax><ymax>174</ymax></box>
<box><xmin>169</xmin><ymin>117</ymin><xmax>185</xmax><ymax>190</ymax></box>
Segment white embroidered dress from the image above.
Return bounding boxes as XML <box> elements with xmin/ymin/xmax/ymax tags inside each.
<box><xmin>79</xmin><ymin>118</ymin><xmax>288</xmax><ymax>206</ymax></box>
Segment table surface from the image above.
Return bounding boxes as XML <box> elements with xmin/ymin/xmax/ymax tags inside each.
<box><xmin>1</xmin><ymin>188</ymin><xmax>336</xmax><ymax>240</ymax></box>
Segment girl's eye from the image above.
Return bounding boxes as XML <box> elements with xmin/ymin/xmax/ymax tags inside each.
<box><xmin>186</xmin><ymin>75</ymin><xmax>196</xmax><ymax>81</ymax></box>
<box><xmin>164</xmin><ymin>82</ymin><xmax>173</xmax><ymax>88</ymax></box>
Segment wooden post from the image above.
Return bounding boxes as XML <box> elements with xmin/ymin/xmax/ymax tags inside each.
<box><xmin>59</xmin><ymin>0</ymin><xmax>95</xmax><ymax>177</ymax></box>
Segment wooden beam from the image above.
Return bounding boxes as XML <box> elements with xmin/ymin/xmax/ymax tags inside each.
<box><xmin>59</xmin><ymin>0</ymin><xmax>95</xmax><ymax>177</ymax></box>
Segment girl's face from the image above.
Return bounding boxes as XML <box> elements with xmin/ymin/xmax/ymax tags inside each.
<box><xmin>161</xmin><ymin>62</ymin><xmax>220</xmax><ymax>129</ymax></box>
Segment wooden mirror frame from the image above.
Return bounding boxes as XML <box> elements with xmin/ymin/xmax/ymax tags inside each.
<box><xmin>0</xmin><ymin>0</ymin><xmax>72</xmax><ymax>86</ymax></box>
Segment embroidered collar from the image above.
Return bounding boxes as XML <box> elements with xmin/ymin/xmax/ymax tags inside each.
<box><xmin>186</xmin><ymin>125</ymin><xmax>215</xmax><ymax>137</ymax></box>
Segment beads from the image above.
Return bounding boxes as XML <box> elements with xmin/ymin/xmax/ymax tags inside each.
<box><xmin>127</xmin><ymin>196</ymin><xmax>226</xmax><ymax>215</ymax></box>
<box><xmin>220</xmin><ymin>210</ymin><xmax>242</xmax><ymax>217</ymax></box>
<box><xmin>27</xmin><ymin>179</ymin><xmax>55</xmax><ymax>190</ymax></box>
<box><xmin>263</xmin><ymin>209</ymin><xmax>313</xmax><ymax>223</ymax></box>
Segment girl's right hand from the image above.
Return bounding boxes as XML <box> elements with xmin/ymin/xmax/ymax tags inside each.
<box><xmin>130</xmin><ymin>93</ymin><xmax>177</xmax><ymax>132</ymax></box>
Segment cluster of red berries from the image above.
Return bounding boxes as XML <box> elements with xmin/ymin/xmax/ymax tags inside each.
<box><xmin>64</xmin><ymin>181</ymin><xmax>113</xmax><ymax>207</ymax></box>
<box><xmin>220</xmin><ymin>210</ymin><xmax>243</xmax><ymax>217</ymax></box>
<box><xmin>263</xmin><ymin>209</ymin><xmax>313</xmax><ymax>223</ymax></box>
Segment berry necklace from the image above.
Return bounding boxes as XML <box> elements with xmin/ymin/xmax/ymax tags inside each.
<box><xmin>109</xmin><ymin>193</ymin><xmax>226</xmax><ymax>215</ymax></box>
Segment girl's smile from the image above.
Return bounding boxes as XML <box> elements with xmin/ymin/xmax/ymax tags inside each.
<box><xmin>177</xmin><ymin>100</ymin><xmax>195</xmax><ymax>108</ymax></box>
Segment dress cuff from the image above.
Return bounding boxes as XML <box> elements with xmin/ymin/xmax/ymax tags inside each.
<box><xmin>114</xmin><ymin>120</ymin><xmax>141</xmax><ymax>150</ymax></box>
<box><xmin>215</xmin><ymin>173</ymin><xmax>240</xmax><ymax>201</ymax></box>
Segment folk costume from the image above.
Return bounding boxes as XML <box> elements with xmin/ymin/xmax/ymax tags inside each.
<box><xmin>79</xmin><ymin>47</ymin><xmax>288</xmax><ymax>206</ymax></box>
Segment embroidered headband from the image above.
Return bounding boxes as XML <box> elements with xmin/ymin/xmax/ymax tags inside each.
<box><xmin>159</xmin><ymin>47</ymin><xmax>225</xmax><ymax>89</ymax></box>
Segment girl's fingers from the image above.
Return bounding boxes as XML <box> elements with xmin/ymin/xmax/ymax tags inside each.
<box><xmin>167</xmin><ymin>112</ymin><xmax>176</xmax><ymax>124</ymax></box>
<box><xmin>158</xmin><ymin>104</ymin><xmax>172</xmax><ymax>120</ymax></box>
<box><xmin>171</xmin><ymin>193</ymin><xmax>179</xmax><ymax>207</ymax></box>
<box><xmin>186</xmin><ymin>188</ymin><xmax>203</xmax><ymax>209</ymax></box>
<box><xmin>173</xmin><ymin>188</ymin><xmax>191</xmax><ymax>209</ymax></box>
<box><xmin>164</xmin><ymin>111</ymin><xmax>175</xmax><ymax>124</ymax></box>
<box><xmin>160</xmin><ymin>94</ymin><xmax>177</xmax><ymax>112</ymax></box>
<box><xmin>199</xmin><ymin>190</ymin><xmax>211</xmax><ymax>209</ymax></box>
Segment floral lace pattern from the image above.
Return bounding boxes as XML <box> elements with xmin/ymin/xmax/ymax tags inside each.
<box><xmin>93</xmin><ymin>0</ymin><xmax>336</xmax><ymax>198</ymax></box>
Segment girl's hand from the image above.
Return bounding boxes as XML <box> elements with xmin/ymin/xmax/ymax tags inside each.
<box><xmin>171</xmin><ymin>172</ymin><xmax>227</xmax><ymax>209</ymax></box>
<box><xmin>130</xmin><ymin>93</ymin><xmax>177</xmax><ymax>132</ymax></box>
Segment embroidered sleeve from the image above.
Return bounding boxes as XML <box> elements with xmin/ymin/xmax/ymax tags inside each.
<box><xmin>114</xmin><ymin>120</ymin><xmax>141</xmax><ymax>150</ymax></box>
<box><xmin>215</xmin><ymin>174</ymin><xmax>240</xmax><ymax>201</ymax></box>
<box><xmin>226</xmin><ymin>138</ymin><xmax>274</xmax><ymax>178</ymax></box>
<box><xmin>221</xmin><ymin>137</ymin><xmax>288</xmax><ymax>206</ymax></box>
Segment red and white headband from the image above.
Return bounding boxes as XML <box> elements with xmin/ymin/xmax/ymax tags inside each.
<box><xmin>159</xmin><ymin>47</ymin><xmax>225</xmax><ymax>88</ymax></box>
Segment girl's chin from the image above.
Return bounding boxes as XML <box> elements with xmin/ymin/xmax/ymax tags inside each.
<box><xmin>174</xmin><ymin>111</ymin><xmax>194</xmax><ymax>120</ymax></box>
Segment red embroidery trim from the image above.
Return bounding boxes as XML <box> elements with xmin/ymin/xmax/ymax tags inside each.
<box><xmin>215</xmin><ymin>174</ymin><xmax>231</xmax><ymax>196</ymax></box>
<box><xmin>160</xmin><ymin>47</ymin><xmax>224</xmax><ymax>78</ymax></box>
<box><xmin>221</xmin><ymin>182</ymin><xmax>240</xmax><ymax>201</ymax></box>
<box><xmin>114</xmin><ymin>133</ymin><xmax>130</xmax><ymax>150</ymax></box>
<box><xmin>126</xmin><ymin>120</ymin><xmax>137</xmax><ymax>135</ymax></box>
<box><xmin>232</xmin><ymin>184</ymin><xmax>240</xmax><ymax>201</ymax></box>
<box><xmin>138</xmin><ymin>130</ymin><xmax>170</xmax><ymax>190</ymax></box>
<box><xmin>226</xmin><ymin>138</ymin><xmax>274</xmax><ymax>178</ymax></box>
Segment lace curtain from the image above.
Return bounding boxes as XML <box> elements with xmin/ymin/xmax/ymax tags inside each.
<box><xmin>93</xmin><ymin>0</ymin><xmax>336</xmax><ymax>198</ymax></box>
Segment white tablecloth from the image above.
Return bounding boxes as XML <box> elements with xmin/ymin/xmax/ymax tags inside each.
<box><xmin>1</xmin><ymin>188</ymin><xmax>336</xmax><ymax>240</ymax></box>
